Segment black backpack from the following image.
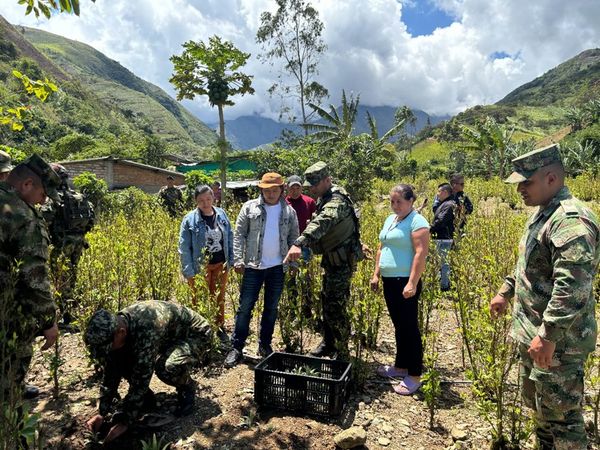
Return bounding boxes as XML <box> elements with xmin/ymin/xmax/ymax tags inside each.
<box><xmin>61</xmin><ymin>189</ymin><xmax>95</xmax><ymax>233</ymax></box>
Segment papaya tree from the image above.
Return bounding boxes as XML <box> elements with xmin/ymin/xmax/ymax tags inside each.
<box><xmin>170</xmin><ymin>36</ymin><xmax>254</xmax><ymax>207</ymax></box>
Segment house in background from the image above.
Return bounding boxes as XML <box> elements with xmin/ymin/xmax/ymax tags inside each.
<box><xmin>58</xmin><ymin>156</ymin><xmax>185</xmax><ymax>193</ymax></box>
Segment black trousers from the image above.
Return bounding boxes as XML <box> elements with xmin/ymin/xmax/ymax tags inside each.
<box><xmin>382</xmin><ymin>277</ymin><xmax>423</xmax><ymax>376</ymax></box>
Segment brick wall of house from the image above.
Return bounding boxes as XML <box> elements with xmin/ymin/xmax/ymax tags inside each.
<box><xmin>60</xmin><ymin>160</ymin><xmax>112</xmax><ymax>186</ymax></box>
<box><xmin>59</xmin><ymin>159</ymin><xmax>184</xmax><ymax>193</ymax></box>
<box><xmin>112</xmin><ymin>163</ymin><xmax>185</xmax><ymax>193</ymax></box>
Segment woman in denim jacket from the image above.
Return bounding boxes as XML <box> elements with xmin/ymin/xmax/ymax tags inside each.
<box><xmin>179</xmin><ymin>185</ymin><xmax>233</xmax><ymax>338</ymax></box>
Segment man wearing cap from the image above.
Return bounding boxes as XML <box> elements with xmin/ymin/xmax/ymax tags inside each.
<box><xmin>42</xmin><ymin>164</ymin><xmax>95</xmax><ymax>327</ymax></box>
<box><xmin>158</xmin><ymin>175</ymin><xmax>183</xmax><ymax>217</ymax></box>
<box><xmin>286</xmin><ymin>175</ymin><xmax>317</xmax><ymax>260</ymax></box>
<box><xmin>84</xmin><ymin>301</ymin><xmax>212</xmax><ymax>443</ymax></box>
<box><xmin>284</xmin><ymin>162</ymin><xmax>363</xmax><ymax>360</ymax></box>
<box><xmin>224</xmin><ymin>172</ymin><xmax>299</xmax><ymax>368</ymax></box>
<box><xmin>490</xmin><ymin>144</ymin><xmax>600</xmax><ymax>450</ymax></box>
<box><xmin>0</xmin><ymin>154</ymin><xmax>61</xmax><ymax>402</ymax></box>
<box><xmin>0</xmin><ymin>149</ymin><xmax>13</xmax><ymax>181</ymax></box>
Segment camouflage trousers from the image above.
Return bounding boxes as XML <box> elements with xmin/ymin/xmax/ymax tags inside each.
<box><xmin>50</xmin><ymin>238</ymin><xmax>84</xmax><ymax>319</ymax></box>
<box><xmin>518</xmin><ymin>344</ymin><xmax>587</xmax><ymax>450</ymax></box>
<box><xmin>320</xmin><ymin>258</ymin><xmax>355</xmax><ymax>360</ymax></box>
<box><xmin>1</xmin><ymin>342</ymin><xmax>33</xmax><ymax>403</ymax></box>
<box><xmin>154</xmin><ymin>332</ymin><xmax>210</xmax><ymax>388</ymax></box>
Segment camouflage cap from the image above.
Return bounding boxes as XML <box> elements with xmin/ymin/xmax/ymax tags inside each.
<box><xmin>50</xmin><ymin>163</ymin><xmax>69</xmax><ymax>180</ymax></box>
<box><xmin>0</xmin><ymin>150</ymin><xmax>13</xmax><ymax>174</ymax></box>
<box><xmin>303</xmin><ymin>161</ymin><xmax>329</xmax><ymax>187</ymax></box>
<box><xmin>20</xmin><ymin>154</ymin><xmax>61</xmax><ymax>201</ymax></box>
<box><xmin>504</xmin><ymin>144</ymin><xmax>563</xmax><ymax>184</ymax></box>
<box><xmin>84</xmin><ymin>309</ymin><xmax>118</xmax><ymax>360</ymax></box>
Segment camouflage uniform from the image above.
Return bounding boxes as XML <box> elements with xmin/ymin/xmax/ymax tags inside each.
<box><xmin>158</xmin><ymin>184</ymin><xmax>183</xmax><ymax>217</ymax></box>
<box><xmin>295</xmin><ymin>162</ymin><xmax>362</xmax><ymax>359</ymax></box>
<box><xmin>84</xmin><ymin>301</ymin><xmax>212</xmax><ymax>425</ymax></box>
<box><xmin>41</xmin><ymin>175</ymin><xmax>95</xmax><ymax>320</ymax></box>
<box><xmin>498</xmin><ymin>145</ymin><xmax>600</xmax><ymax>450</ymax></box>
<box><xmin>0</xmin><ymin>155</ymin><xmax>60</xmax><ymax>397</ymax></box>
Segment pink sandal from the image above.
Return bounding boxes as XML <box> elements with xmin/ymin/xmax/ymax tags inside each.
<box><xmin>393</xmin><ymin>377</ymin><xmax>421</xmax><ymax>395</ymax></box>
<box><xmin>376</xmin><ymin>365</ymin><xmax>408</xmax><ymax>378</ymax></box>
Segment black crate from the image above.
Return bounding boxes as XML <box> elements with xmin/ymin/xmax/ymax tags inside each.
<box><xmin>254</xmin><ymin>352</ymin><xmax>352</xmax><ymax>417</ymax></box>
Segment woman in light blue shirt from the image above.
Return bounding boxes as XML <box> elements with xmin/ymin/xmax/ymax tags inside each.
<box><xmin>370</xmin><ymin>184</ymin><xmax>429</xmax><ymax>395</ymax></box>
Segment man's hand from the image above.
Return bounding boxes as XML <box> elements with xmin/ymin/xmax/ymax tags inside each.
<box><xmin>489</xmin><ymin>295</ymin><xmax>509</xmax><ymax>319</ymax></box>
<box><xmin>86</xmin><ymin>414</ymin><xmax>104</xmax><ymax>433</ymax></box>
<box><xmin>103</xmin><ymin>422</ymin><xmax>128</xmax><ymax>443</ymax></box>
<box><xmin>40</xmin><ymin>323</ymin><xmax>59</xmax><ymax>350</ymax></box>
<box><xmin>528</xmin><ymin>335</ymin><xmax>556</xmax><ymax>369</ymax></box>
<box><xmin>361</xmin><ymin>243</ymin><xmax>373</xmax><ymax>261</ymax></box>
<box><xmin>283</xmin><ymin>245</ymin><xmax>302</xmax><ymax>264</ymax></box>
<box><xmin>234</xmin><ymin>265</ymin><xmax>244</xmax><ymax>275</ymax></box>
<box><xmin>370</xmin><ymin>274</ymin><xmax>379</xmax><ymax>292</ymax></box>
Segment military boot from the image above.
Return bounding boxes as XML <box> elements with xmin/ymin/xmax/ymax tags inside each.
<box><xmin>176</xmin><ymin>383</ymin><xmax>196</xmax><ymax>417</ymax></box>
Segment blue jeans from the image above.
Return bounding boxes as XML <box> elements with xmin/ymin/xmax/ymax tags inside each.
<box><xmin>435</xmin><ymin>239</ymin><xmax>453</xmax><ymax>290</ymax></box>
<box><xmin>231</xmin><ymin>265</ymin><xmax>285</xmax><ymax>351</ymax></box>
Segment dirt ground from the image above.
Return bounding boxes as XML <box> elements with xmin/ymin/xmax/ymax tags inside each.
<box><xmin>25</xmin><ymin>298</ymin><xmax>598</xmax><ymax>450</ymax></box>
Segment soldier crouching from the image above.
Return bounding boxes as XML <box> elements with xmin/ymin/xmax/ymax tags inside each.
<box><xmin>83</xmin><ymin>300</ymin><xmax>213</xmax><ymax>443</ymax></box>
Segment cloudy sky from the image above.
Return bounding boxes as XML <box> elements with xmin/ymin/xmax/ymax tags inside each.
<box><xmin>3</xmin><ymin>0</ymin><xmax>599</xmax><ymax>122</ymax></box>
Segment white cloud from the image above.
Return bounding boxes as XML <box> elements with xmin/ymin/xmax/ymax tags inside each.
<box><xmin>2</xmin><ymin>0</ymin><xmax>599</xmax><ymax>121</ymax></box>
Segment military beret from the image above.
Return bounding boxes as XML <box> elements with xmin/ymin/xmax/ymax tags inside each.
<box><xmin>20</xmin><ymin>154</ymin><xmax>61</xmax><ymax>201</ymax></box>
<box><xmin>0</xmin><ymin>150</ymin><xmax>13</xmax><ymax>174</ymax></box>
<box><xmin>84</xmin><ymin>309</ymin><xmax>118</xmax><ymax>360</ymax></box>
<box><xmin>303</xmin><ymin>161</ymin><xmax>329</xmax><ymax>187</ymax></box>
<box><xmin>505</xmin><ymin>144</ymin><xmax>562</xmax><ymax>184</ymax></box>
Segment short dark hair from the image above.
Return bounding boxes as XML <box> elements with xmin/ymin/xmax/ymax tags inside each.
<box><xmin>438</xmin><ymin>183</ymin><xmax>453</xmax><ymax>195</ymax></box>
<box><xmin>390</xmin><ymin>184</ymin><xmax>416</xmax><ymax>201</ymax></box>
<box><xmin>449</xmin><ymin>173</ymin><xmax>464</xmax><ymax>184</ymax></box>
<box><xmin>8</xmin><ymin>164</ymin><xmax>42</xmax><ymax>188</ymax></box>
<box><xmin>194</xmin><ymin>184</ymin><xmax>213</xmax><ymax>199</ymax></box>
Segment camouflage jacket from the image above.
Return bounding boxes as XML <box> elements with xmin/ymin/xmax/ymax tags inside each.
<box><xmin>0</xmin><ymin>182</ymin><xmax>56</xmax><ymax>337</ymax></box>
<box><xmin>158</xmin><ymin>186</ymin><xmax>183</xmax><ymax>206</ymax></box>
<box><xmin>295</xmin><ymin>186</ymin><xmax>362</xmax><ymax>265</ymax></box>
<box><xmin>41</xmin><ymin>186</ymin><xmax>95</xmax><ymax>245</ymax></box>
<box><xmin>99</xmin><ymin>301</ymin><xmax>212</xmax><ymax>423</ymax></box>
<box><xmin>498</xmin><ymin>187</ymin><xmax>600</xmax><ymax>356</ymax></box>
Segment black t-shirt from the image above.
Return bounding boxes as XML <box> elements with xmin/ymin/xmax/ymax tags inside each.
<box><xmin>201</xmin><ymin>212</ymin><xmax>225</xmax><ymax>264</ymax></box>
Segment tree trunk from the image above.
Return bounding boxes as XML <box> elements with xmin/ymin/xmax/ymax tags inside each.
<box><xmin>218</xmin><ymin>104</ymin><xmax>227</xmax><ymax>208</ymax></box>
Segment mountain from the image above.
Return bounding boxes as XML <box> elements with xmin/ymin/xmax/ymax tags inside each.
<box><xmin>0</xmin><ymin>16</ymin><xmax>217</xmax><ymax>160</ymax></box>
<box><xmin>211</xmin><ymin>106</ymin><xmax>449</xmax><ymax>150</ymax></box>
<box><xmin>498</xmin><ymin>49</ymin><xmax>600</xmax><ymax>107</ymax></box>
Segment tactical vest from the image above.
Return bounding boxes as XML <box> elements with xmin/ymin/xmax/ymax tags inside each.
<box><xmin>314</xmin><ymin>189</ymin><xmax>364</xmax><ymax>264</ymax></box>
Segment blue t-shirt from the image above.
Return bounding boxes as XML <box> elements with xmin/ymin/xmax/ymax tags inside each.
<box><xmin>378</xmin><ymin>210</ymin><xmax>429</xmax><ymax>277</ymax></box>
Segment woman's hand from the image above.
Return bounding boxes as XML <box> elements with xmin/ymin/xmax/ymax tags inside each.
<box><xmin>402</xmin><ymin>281</ymin><xmax>416</xmax><ymax>299</ymax></box>
<box><xmin>370</xmin><ymin>274</ymin><xmax>379</xmax><ymax>292</ymax></box>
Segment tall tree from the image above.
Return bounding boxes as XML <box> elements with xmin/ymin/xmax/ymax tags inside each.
<box><xmin>170</xmin><ymin>36</ymin><xmax>254</xmax><ymax>206</ymax></box>
<box><xmin>256</xmin><ymin>0</ymin><xmax>328</xmax><ymax>131</ymax></box>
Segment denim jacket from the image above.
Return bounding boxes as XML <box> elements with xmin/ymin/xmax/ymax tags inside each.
<box><xmin>179</xmin><ymin>206</ymin><xmax>234</xmax><ymax>278</ymax></box>
<box><xmin>233</xmin><ymin>196</ymin><xmax>299</xmax><ymax>269</ymax></box>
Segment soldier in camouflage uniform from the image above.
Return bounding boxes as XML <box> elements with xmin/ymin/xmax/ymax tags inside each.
<box><xmin>0</xmin><ymin>149</ymin><xmax>13</xmax><ymax>181</ymax></box>
<box><xmin>84</xmin><ymin>300</ymin><xmax>213</xmax><ymax>443</ymax></box>
<box><xmin>41</xmin><ymin>164</ymin><xmax>95</xmax><ymax>325</ymax></box>
<box><xmin>284</xmin><ymin>162</ymin><xmax>363</xmax><ymax>360</ymax></box>
<box><xmin>158</xmin><ymin>175</ymin><xmax>183</xmax><ymax>217</ymax></box>
<box><xmin>490</xmin><ymin>144</ymin><xmax>600</xmax><ymax>450</ymax></box>
<box><xmin>0</xmin><ymin>154</ymin><xmax>61</xmax><ymax>401</ymax></box>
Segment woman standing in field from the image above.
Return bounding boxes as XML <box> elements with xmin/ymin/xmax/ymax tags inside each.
<box><xmin>179</xmin><ymin>184</ymin><xmax>233</xmax><ymax>341</ymax></box>
<box><xmin>370</xmin><ymin>184</ymin><xmax>430</xmax><ymax>395</ymax></box>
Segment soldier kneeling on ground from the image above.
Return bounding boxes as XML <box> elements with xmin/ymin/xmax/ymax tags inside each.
<box><xmin>83</xmin><ymin>300</ymin><xmax>213</xmax><ymax>443</ymax></box>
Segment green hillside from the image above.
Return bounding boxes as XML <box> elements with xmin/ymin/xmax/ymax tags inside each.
<box><xmin>0</xmin><ymin>16</ymin><xmax>216</xmax><ymax>162</ymax></box>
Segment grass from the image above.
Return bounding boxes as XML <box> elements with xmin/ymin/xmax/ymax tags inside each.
<box><xmin>410</xmin><ymin>139</ymin><xmax>451</xmax><ymax>165</ymax></box>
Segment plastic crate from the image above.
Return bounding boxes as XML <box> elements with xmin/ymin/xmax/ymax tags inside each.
<box><xmin>254</xmin><ymin>352</ymin><xmax>352</xmax><ymax>417</ymax></box>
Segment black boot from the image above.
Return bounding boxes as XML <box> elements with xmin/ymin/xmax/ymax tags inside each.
<box><xmin>176</xmin><ymin>384</ymin><xmax>196</xmax><ymax>417</ymax></box>
<box><xmin>23</xmin><ymin>385</ymin><xmax>40</xmax><ymax>399</ymax></box>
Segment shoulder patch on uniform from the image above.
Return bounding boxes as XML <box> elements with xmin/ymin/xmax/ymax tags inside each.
<box><xmin>550</xmin><ymin>218</ymin><xmax>590</xmax><ymax>248</ymax></box>
<box><xmin>559</xmin><ymin>199</ymin><xmax>579</xmax><ymax>216</ymax></box>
